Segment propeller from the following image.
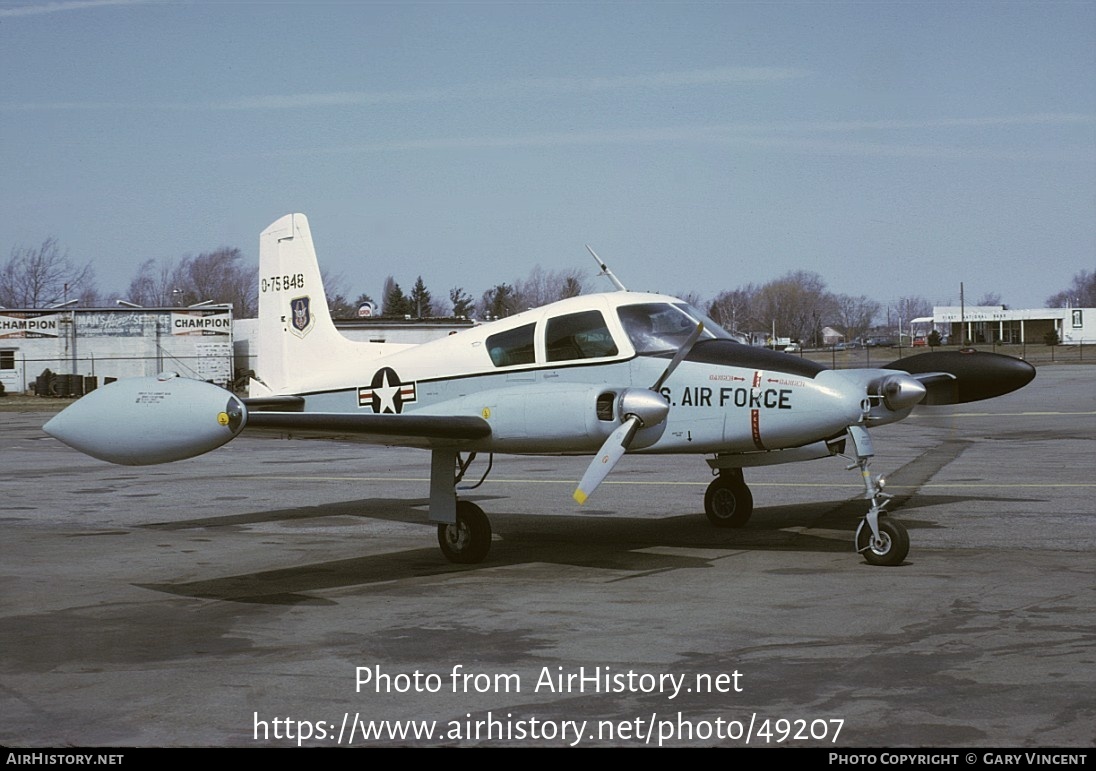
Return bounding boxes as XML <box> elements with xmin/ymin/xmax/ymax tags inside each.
<box><xmin>573</xmin><ymin>322</ymin><xmax>704</xmax><ymax>504</ymax></box>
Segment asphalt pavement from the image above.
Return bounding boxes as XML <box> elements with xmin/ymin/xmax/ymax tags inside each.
<box><xmin>2</xmin><ymin>364</ymin><xmax>1093</xmax><ymax>747</ymax></box>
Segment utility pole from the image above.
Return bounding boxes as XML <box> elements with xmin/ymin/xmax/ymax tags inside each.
<box><xmin>960</xmin><ymin>282</ymin><xmax>966</xmax><ymax>347</ymax></box>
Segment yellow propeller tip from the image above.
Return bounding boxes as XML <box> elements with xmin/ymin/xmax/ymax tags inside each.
<box><xmin>573</xmin><ymin>489</ymin><xmax>588</xmax><ymax>505</ymax></box>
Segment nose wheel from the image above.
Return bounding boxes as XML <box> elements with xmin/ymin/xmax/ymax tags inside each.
<box><xmin>846</xmin><ymin>425</ymin><xmax>910</xmax><ymax>566</ymax></box>
<box><xmin>855</xmin><ymin>516</ymin><xmax>909</xmax><ymax>566</ymax></box>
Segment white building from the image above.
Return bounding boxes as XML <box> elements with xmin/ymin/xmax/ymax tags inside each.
<box><xmin>924</xmin><ymin>306</ymin><xmax>1095</xmax><ymax>346</ymax></box>
<box><xmin>0</xmin><ymin>305</ymin><xmax>235</xmax><ymax>394</ymax></box>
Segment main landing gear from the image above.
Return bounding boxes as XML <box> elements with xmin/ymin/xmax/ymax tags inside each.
<box><xmin>704</xmin><ymin>467</ymin><xmax>753</xmax><ymax>528</ymax></box>
<box><xmin>433</xmin><ymin>450</ymin><xmax>495</xmax><ymax>565</ymax></box>
<box><xmin>437</xmin><ymin>500</ymin><xmax>493</xmax><ymax>564</ymax></box>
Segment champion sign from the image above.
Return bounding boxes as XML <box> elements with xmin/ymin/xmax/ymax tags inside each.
<box><xmin>0</xmin><ymin>313</ymin><xmax>60</xmax><ymax>338</ymax></box>
<box><xmin>170</xmin><ymin>312</ymin><xmax>231</xmax><ymax>336</ymax></box>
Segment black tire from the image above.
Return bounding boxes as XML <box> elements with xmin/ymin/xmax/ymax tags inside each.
<box><xmin>704</xmin><ymin>475</ymin><xmax>753</xmax><ymax>528</ymax></box>
<box><xmin>437</xmin><ymin>501</ymin><xmax>492</xmax><ymax>564</ymax></box>
<box><xmin>856</xmin><ymin>517</ymin><xmax>910</xmax><ymax>566</ymax></box>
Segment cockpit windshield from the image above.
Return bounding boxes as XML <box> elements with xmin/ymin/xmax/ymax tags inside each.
<box><xmin>617</xmin><ymin>303</ymin><xmax>735</xmax><ymax>354</ymax></box>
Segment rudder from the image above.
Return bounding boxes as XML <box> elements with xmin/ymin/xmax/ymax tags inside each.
<box><xmin>252</xmin><ymin>213</ymin><xmax>364</xmax><ymax>395</ymax></box>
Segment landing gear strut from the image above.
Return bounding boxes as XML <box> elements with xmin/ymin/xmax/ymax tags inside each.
<box><xmin>847</xmin><ymin>426</ymin><xmax>909</xmax><ymax>566</ymax></box>
<box><xmin>704</xmin><ymin>467</ymin><xmax>753</xmax><ymax>528</ymax></box>
<box><xmin>432</xmin><ymin>451</ymin><xmax>495</xmax><ymax>565</ymax></box>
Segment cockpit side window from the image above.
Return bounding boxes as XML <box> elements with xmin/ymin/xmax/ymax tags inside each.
<box><xmin>545</xmin><ymin>310</ymin><xmax>619</xmax><ymax>362</ymax></box>
<box><xmin>617</xmin><ymin>303</ymin><xmax>734</xmax><ymax>354</ymax></box>
<box><xmin>486</xmin><ymin>323</ymin><xmax>536</xmax><ymax>367</ymax></box>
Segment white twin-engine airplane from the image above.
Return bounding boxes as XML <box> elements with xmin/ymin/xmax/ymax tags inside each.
<box><xmin>45</xmin><ymin>213</ymin><xmax>1036</xmax><ymax>566</ymax></box>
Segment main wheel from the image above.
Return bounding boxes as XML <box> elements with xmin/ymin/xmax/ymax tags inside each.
<box><xmin>704</xmin><ymin>475</ymin><xmax>753</xmax><ymax>528</ymax></box>
<box><xmin>437</xmin><ymin>501</ymin><xmax>492</xmax><ymax>564</ymax></box>
<box><xmin>856</xmin><ymin>517</ymin><xmax>910</xmax><ymax>566</ymax></box>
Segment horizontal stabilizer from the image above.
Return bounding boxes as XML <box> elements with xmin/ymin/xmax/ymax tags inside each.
<box><xmin>886</xmin><ymin>350</ymin><xmax>1035</xmax><ymax>405</ymax></box>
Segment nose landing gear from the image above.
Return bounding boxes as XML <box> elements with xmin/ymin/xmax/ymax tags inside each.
<box><xmin>847</xmin><ymin>426</ymin><xmax>909</xmax><ymax>566</ymax></box>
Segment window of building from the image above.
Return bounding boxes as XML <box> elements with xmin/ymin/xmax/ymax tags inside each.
<box><xmin>0</xmin><ymin>350</ymin><xmax>14</xmax><ymax>370</ymax></box>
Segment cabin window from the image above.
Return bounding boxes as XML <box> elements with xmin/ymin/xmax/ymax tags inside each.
<box><xmin>486</xmin><ymin>323</ymin><xmax>536</xmax><ymax>367</ymax></box>
<box><xmin>617</xmin><ymin>303</ymin><xmax>733</xmax><ymax>353</ymax></box>
<box><xmin>545</xmin><ymin>310</ymin><xmax>619</xmax><ymax>362</ymax></box>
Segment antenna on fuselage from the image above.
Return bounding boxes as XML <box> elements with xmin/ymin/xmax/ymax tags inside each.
<box><xmin>585</xmin><ymin>245</ymin><xmax>628</xmax><ymax>292</ymax></box>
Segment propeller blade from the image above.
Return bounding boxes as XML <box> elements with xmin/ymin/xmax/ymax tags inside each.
<box><xmin>651</xmin><ymin>321</ymin><xmax>704</xmax><ymax>392</ymax></box>
<box><xmin>574</xmin><ymin>321</ymin><xmax>704</xmax><ymax>504</ymax></box>
<box><xmin>573</xmin><ymin>417</ymin><xmax>640</xmax><ymax>504</ymax></box>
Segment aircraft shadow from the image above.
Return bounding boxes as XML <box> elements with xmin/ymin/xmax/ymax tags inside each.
<box><xmin>135</xmin><ymin>489</ymin><xmax>1032</xmax><ymax>604</ymax></box>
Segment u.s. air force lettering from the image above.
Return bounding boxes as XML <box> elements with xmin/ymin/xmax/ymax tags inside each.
<box><xmin>359</xmin><ymin>368</ymin><xmax>417</xmax><ymax>414</ymax></box>
<box><xmin>661</xmin><ymin>385</ymin><xmax>793</xmax><ymax>409</ymax></box>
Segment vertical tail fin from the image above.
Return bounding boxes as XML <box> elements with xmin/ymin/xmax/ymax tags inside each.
<box><xmin>252</xmin><ymin>213</ymin><xmax>361</xmax><ymax>395</ymax></box>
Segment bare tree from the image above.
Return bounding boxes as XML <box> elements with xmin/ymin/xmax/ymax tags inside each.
<box><xmin>513</xmin><ymin>265</ymin><xmax>588</xmax><ymax>309</ymax></box>
<box><xmin>126</xmin><ymin>258</ymin><xmax>177</xmax><ymax>306</ymax></box>
<box><xmin>560</xmin><ymin>274</ymin><xmax>583</xmax><ymax>299</ymax></box>
<box><xmin>753</xmin><ymin>270</ymin><xmax>836</xmax><ymax>343</ymax></box>
<box><xmin>834</xmin><ymin>294</ymin><xmax>881</xmax><ymax>346</ymax></box>
<box><xmin>124</xmin><ymin>249</ymin><xmax>257</xmax><ymax>314</ymax></box>
<box><xmin>676</xmin><ymin>290</ymin><xmax>705</xmax><ymax>308</ymax></box>
<box><xmin>182</xmin><ymin>248</ymin><xmax>256</xmax><ymax>314</ymax></box>
<box><xmin>1047</xmin><ymin>268</ymin><xmax>1096</xmax><ymax>308</ymax></box>
<box><xmin>708</xmin><ymin>286</ymin><xmax>759</xmax><ymax>335</ymax></box>
<box><xmin>1</xmin><ymin>238</ymin><xmax>96</xmax><ymax>308</ymax></box>
<box><xmin>894</xmin><ymin>295</ymin><xmax>932</xmax><ymax>318</ymax></box>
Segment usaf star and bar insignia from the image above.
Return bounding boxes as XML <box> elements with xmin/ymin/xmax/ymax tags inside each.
<box><xmin>359</xmin><ymin>367</ymin><xmax>417</xmax><ymax>414</ymax></box>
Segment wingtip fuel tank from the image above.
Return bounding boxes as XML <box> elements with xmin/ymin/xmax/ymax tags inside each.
<box><xmin>887</xmin><ymin>350</ymin><xmax>1036</xmax><ymax>405</ymax></box>
<box><xmin>43</xmin><ymin>373</ymin><xmax>247</xmax><ymax>465</ymax></box>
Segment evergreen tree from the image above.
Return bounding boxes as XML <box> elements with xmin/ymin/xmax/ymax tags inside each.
<box><xmin>382</xmin><ymin>276</ymin><xmax>410</xmax><ymax>317</ymax></box>
<box><xmin>409</xmin><ymin>275</ymin><xmax>433</xmax><ymax>318</ymax></box>
<box><xmin>480</xmin><ymin>283</ymin><xmax>520</xmax><ymax>319</ymax></box>
<box><xmin>449</xmin><ymin>286</ymin><xmax>475</xmax><ymax>318</ymax></box>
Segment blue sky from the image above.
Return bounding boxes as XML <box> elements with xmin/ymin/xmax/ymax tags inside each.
<box><xmin>2</xmin><ymin>0</ymin><xmax>1094</xmax><ymax>311</ymax></box>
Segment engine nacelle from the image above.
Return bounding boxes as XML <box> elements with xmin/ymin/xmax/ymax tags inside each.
<box><xmin>428</xmin><ymin>382</ymin><xmax>656</xmax><ymax>453</ymax></box>
<box><xmin>43</xmin><ymin>373</ymin><xmax>247</xmax><ymax>465</ymax></box>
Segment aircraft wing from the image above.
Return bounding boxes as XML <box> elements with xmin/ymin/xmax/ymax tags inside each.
<box><xmin>42</xmin><ymin>376</ymin><xmax>492</xmax><ymax>465</ymax></box>
<box><xmin>244</xmin><ymin>410</ymin><xmax>491</xmax><ymax>445</ymax></box>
